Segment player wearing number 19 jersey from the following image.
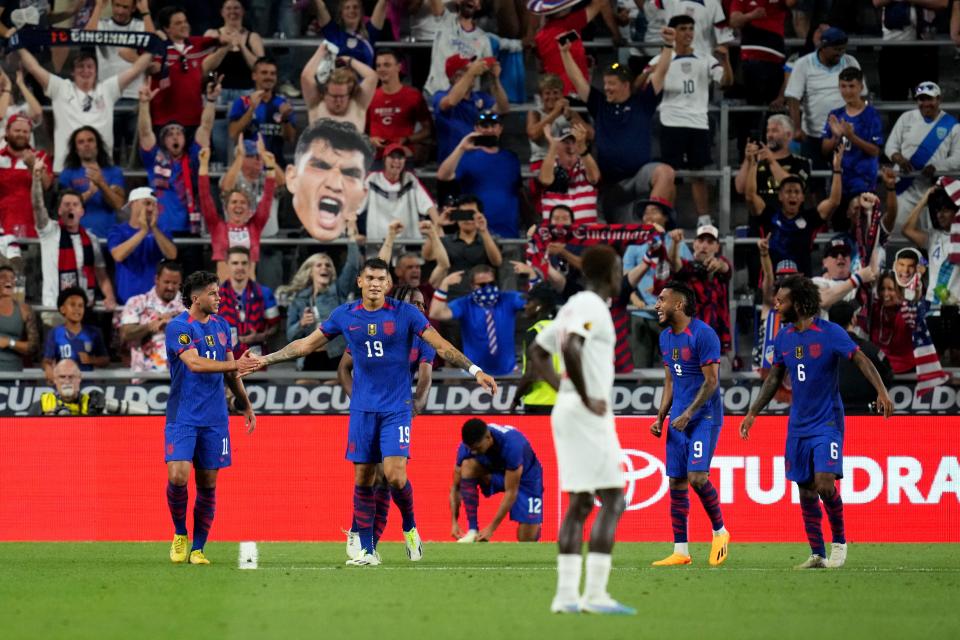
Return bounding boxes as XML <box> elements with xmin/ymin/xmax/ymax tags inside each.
<box><xmin>651</xmin><ymin>282</ymin><xmax>729</xmax><ymax>567</ymax></box>
<box><xmin>740</xmin><ymin>276</ymin><xmax>892</xmax><ymax>569</ymax></box>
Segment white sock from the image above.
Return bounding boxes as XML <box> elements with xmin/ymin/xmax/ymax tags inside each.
<box><xmin>583</xmin><ymin>552</ymin><xmax>612</xmax><ymax>601</ymax></box>
<box><xmin>714</xmin><ymin>526</ymin><xmax>728</xmax><ymax>536</ymax></box>
<box><xmin>674</xmin><ymin>542</ymin><xmax>689</xmax><ymax>556</ymax></box>
<box><xmin>555</xmin><ymin>554</ymin><xmax>582</xmax><ymax>602</ymax></box>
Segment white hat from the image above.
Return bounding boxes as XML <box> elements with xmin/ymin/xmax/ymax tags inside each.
<box><xmin>126</xmin><ymin>187</ymin><xmax>156</xmax><ymax>204</ymax></box>
<box><xmin>915</xmin><ymin>82</ymin><xmax>941</xmax><ymax>99</ymax></box>
<box><xmin>696</xmin><ymin>224</ymin><xmax>719</xmax><ymax>240</ymax></box>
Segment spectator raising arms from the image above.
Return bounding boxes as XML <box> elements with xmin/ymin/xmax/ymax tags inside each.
<box><xmin>423</xmin><ymin>195</ymin><xmax>502</xmax><ymax>300</ymax></box>
<box><xmin>302</xmin><ymin>48</ymin><xmax>378</xmax><ymax>130</ymax></box>
<box><xmin>423</xmin><ymin>0</ymin><xmax>493</xmax><ymax>97</ymax></box>
<box><xmin>311</xmin><ymin>0</ymin><xmax>388</xmax><ymax>67</ymax></box>
<box><xmin>227</xmin><ymin>57</ymin><xmax>296</xmax><ymax>167</ymax></box>
<box><xmin>367</xmin><ymin>49</ymin><xmax>433</xmax><ymax>160</ymax></box>
<box><xmin>58</xmin><ymin>126</ymin><xmax>126</xmax><ymax>239</ymax></box>
<box><xmin>433</xmin><ymin>56</ymin><xmax>510</xmax><ymax>164</ymax></box>
<box><xmin>537</xmin><ymin>123</ymin><xmax>600</xmax><ymax>224</ymax></box>
<box><xmin>0</xmin><ymin>68</ymin><xmax>43</xmax><ymax>145</ymax></box>
<box><xmin>0</xmin><ymin>114</ymin><xmax>53</xmax><ymax>240</ymax></box>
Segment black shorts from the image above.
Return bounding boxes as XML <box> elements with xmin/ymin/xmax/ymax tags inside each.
<box><xmin>660</xmin><ymin>126</ymin><xmax>712</xmax><ymax>170</ymax></box>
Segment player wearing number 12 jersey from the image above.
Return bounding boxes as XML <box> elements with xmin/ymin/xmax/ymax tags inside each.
<box><xmin>242</xmin><ymin>258</ymin><xmax>497</xmax><ymax>566</ymax></box>
<box><xmin>740</xmin><ymin>276</ymin><xmax>892</xmax><ymax>569</ymax></box>
<box><xmin>651</xmin><ymin>282</ymin><xmax>729</xmax><ymax>567</ymax></box>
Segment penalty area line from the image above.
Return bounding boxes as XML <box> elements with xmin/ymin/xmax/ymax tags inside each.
<box><xmin>238</xmin><ymin>541</ymin><xmax>259</xmax><ymax>570</ymax></box>
<box><xmin>253</xmin><ymin>565</ymin><xmax>960</xmax><ymax>573</ymax></box>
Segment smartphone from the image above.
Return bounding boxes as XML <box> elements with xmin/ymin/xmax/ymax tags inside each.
<box><xmin>472</xmin><ymin>135</ymin><xmax>498</xmax><ymax>148</ymax></box>
<box><xmin>556</xmin><ymin>30</ymin><xmax>580</xmax><ymax>46</ymax></box>
<box><xmin>451</xmin><ymin>209</ymin><xmax>476</xmax><ymax>222</ymax></box>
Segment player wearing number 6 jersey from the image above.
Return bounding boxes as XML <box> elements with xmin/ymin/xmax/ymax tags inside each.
<box><xmin>651</xmin><ymin>282</ymin><xmax>729</xmax><ymax>567</ymax></box>
<box><xmin>241</xmin><ymin>258</ymin><xmax>497</xmax><ymax>566</ymax></box>
<box><xmin>740</xmin><ymin>275</ymin><xmax>892</xmax><ymax>569</ymax></box>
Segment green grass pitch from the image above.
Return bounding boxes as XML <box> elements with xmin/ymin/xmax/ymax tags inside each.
<box><xmin>1</xmin><ymin>542</ymin><xmax>958</xmax><ymax>639</ymax></box>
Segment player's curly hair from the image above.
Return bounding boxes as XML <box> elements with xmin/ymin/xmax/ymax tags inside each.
<box><xmin>664</xmin><ymin>281</ymin><xmax>697</xmax><ymax>317</ymax></box>
<box><xmin>461</xmin><ymin>418</ymin><xmax>488</xmax><ymax>446</ymax></box>
<box><xmin>779</xmin><ymin>274</ymin><xmax>821</xmax><ymax>319</ymax></box>
<box><xmin>182</xmin><ymin>271</ymin><xmax>219</xmax><ymax>308</ymax></box>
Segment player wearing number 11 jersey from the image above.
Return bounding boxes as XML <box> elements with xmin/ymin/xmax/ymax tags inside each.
<box><xmin>740</xmin><ymin>276</ymin><xmax>892</xmax><ymax>569</ymax></box>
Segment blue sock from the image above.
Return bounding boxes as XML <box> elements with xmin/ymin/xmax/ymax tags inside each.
<box><xmin>390</xmin><ymin>481</ymin><xmax>417</xmax><ymax>531</ymax></box>
<box><xmin>353</xmin><ymin>485</ymin><xmax>376</xmax><ymax>553</ymax></box>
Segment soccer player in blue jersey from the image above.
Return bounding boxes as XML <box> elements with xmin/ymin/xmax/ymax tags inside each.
<box><xmin>451</xmin><ymin>419</ymin><xmax>544</xmax><ymax>543</ymax></box>
<box><xmin>740</xmin><ymin>275</ymin><xmax>892</xmax><ymax>569</ymax></box>
<box><xmin>243</xmin><ymin>258</ymin><xmax>497</xmax><ymax>566</ymax></box>
<box><xmin>164</xmin><ymin>271</ymin><xmax>256</xmax><ymax>565</ymax></box>
<box><xmin>650</xmin><ymin>282</ymin><xmax>730</xmax><ymax>567</ymax></box>
<box><xmin>338</xmin><ymin>284</ymin><xmax>436</xmax><ymax>560</ymax></box>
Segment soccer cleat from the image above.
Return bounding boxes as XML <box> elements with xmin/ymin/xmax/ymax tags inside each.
<box><xmin>709</xmin><ymin>531</ymin><xmax>731</xmax><ymax>566</ymax></box>
<box><xmin>826</xmin><ymin>543</ymin><xmax>847</xmax><ymax>568</ymax></box>
<box><xmin>794</xmin><ymin>554</ymin><xmax>827</xmax><ymax>569</ymax></box>
<box><xmin>580</xmin><ymin>596</ymin><xmax>637</xmax><ymax>616</ymax></box>
<box><xmin>549</xmin><ymin>598</ymin><xmax>581</xmax><ymax>614</ymax></box>
<box><xmin>345</xmin><ymin>550</ymin><xmax>382</xmax><ymax>566</ymax></box>
<box><xmin>344</xmin><ymin>529</ymin><xmax>361</xmax><ymax>560</ymax></box>
<box><xmin>652</xmin><ymin>552</ymin><xmax>692</xmax><ymax>566</ymax></box>
<box><xmin>169</xmin><ymin>534</ymin><xmax>188</xmax><ymax>563</ymax></box>
<box><xmin>403</xmin><ymin>527</ymin><xmax>423</xmax><ymax>561</ymax></box>
<box><xmin>189</xmin><ymin>550</ymin><xmax>210</xmax><ymax>565</ymax></box>
<box><xmin>457</xmin><ymin>529</ymin><xmax>479</xmax><ymax>544</ymax></box>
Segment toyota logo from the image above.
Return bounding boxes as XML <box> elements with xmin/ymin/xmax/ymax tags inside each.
<box><xmin>620</xmin><ymin>448</ymin><xmax>668</xmax><ymax>511</ymax></box>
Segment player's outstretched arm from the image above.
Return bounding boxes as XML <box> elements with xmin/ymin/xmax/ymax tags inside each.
<box><xmin>180</xmin><ymin>348</ymin><xmax>244</xmax><ymax>375</ymax></box>
<box><xmin>562</xmin><ymin>335</ymin><xmax>606</xmax><ymax>416</ymax></box>
<box><xmin>852</xmin><ymin>350</ymin><xmax>894</xmax><ymax>418</ymax></box>
<box><xmin>526</xmin><ymin>342</ymin><xmax>560</xmax><ymax>392</ymax></box>
<box><xmin>224</xmin><ymin>352</ymin><xmax>256</xmax><ymax>434</ymax></box>
<box><xmin>244</xmin><ymin>328</ymin><xmax>331</xmax><ymax>372</ymax></box>
<box><xmin>672</xmin><ymin>363</ymin><xmax>719</xmax><ymax>432</ymax></box>
<box><xmin>651</xmin><ymin>365</ymin><xmax>674</xmax><ymax>438</ymax></box>
<box><xmin>421</xmin><ymin>327</ymin><xmax>498</xmax><ymax>395</ymax></box>
<box><xmin>741</xmin><ymin>363</ymin><xmax>785</xmax><ymax>439</ymax></box>
<box><xmin>478</xmin><ymin>466</ymin><xmax>522</xmax><ymax>542</ymax></box>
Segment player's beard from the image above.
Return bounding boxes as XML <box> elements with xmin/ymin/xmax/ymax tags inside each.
<box><xmin>780</xmin><ymin>306</ymin><xmax>798</xmax><ymax>323</ymax></box>
<box><xmin>657</xmin><ymin>310</ymin><xmax>671</xmax><ymax>328</ymax></box>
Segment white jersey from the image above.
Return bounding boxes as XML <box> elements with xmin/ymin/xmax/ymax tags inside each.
<box><xmin>96</xmin><ymin>17</ymin><xmax>146</xmax><ymax>100</ymax></box>
<box><xmin>423</xmin><ymin>11</ymin><xmax>493</xmax><ymax>97</ymax></box>
<box><xmin>784</xmin><ymin>52</ymin><xmax>863</xmax><ymax>138</ymax></box>
<box><xmin>667</xmin><ymin>0</ymin><xmax>735</xmax><ymax>56</ymax></box>
<box><xmin>360</xmin><ymin>170</ymin><xmax>436</xmax><ymax>241</ymax></box>
<box><xmin>45</xmin><ymin>74</ymin><xmax>122</xmax><ymax>172</ymax></box>
<box><xmin>648</xmin><ymin>52</ymin><xmax>723</xmax><ymax>130</ymax></box>
<box><xmin>812</xmin><ymin>276</ymin><xmax>856</xmax><ymax>318</ymax></box>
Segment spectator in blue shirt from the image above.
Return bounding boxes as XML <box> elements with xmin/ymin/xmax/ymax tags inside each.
<box><xmin>821</xmin><ymin>67</ymin><xmax>883</xmax><ymax>231</ymax></box>
<box><xmin>228</xmin><ymin>57</ymin><xmax>297</xmax><ymax>167</ymax></box>
<box><xmin>429</xmin><ymin>264</ymin><xmax>525</xmax><ymax>376</ymax></box>
<box><xmin>42</xmin><ymin>287</ymin><xmax>108</xmax><ymax>383</ymax></box>
<box><xmin>432</xmin><ymin>56</ymin><xmax>509</xmax><ymax>164</ymax></box>
<box><xmin>437</xmin><ymin>111</ymin><xmax>522</xmax><ymax>238</ymax></box>
<box><xmin>58</xmin><ymin>126</ymin><xmax>126</xmax><ymax>239</ymax></box>
<box><xmin>310</xmin><ymin>0</ymin><xmax>388</xmax><ymax>67</ymax></box>
<box><xmin>108</xmin><ymin>188</ymin><xmax>178</xmax><ymax>304</ymax></box>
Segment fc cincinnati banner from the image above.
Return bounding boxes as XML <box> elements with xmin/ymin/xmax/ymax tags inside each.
<box><xmin>2</xmin><ymin>381</ymin><xmax>960</xmax><ymax>416</ymax></box>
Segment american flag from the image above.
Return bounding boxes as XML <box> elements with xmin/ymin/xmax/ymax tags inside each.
<box><xmin>938</xmin><ymin>177</ymin><xmax>960</xmax><ymax>264</ymax></box>
<box><xmin>907</xmin><ymin>299</ymin><xmax>950</xmax><ymax>396</ymax></box>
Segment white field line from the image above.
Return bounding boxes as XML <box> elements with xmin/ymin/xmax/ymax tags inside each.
<box><xmin>238</xmin><ymin>541</ymin><xmax>258</xmax><ymax>570</ymax></box>
<box><xmin>249</xmin><ymin>565</ymin><xmax>960</xmax><ymax>573</ymax></box>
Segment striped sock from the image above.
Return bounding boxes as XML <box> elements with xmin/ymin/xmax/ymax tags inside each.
<box><xmin>670</xmin><ymin>488</ymin><xmax>689</xmax><ymax>544</ymax></box>
<box><xmin>390</xmin><ymin>481</ymin><xmax>417</xmax><ymax>532</ymax></box>
<box><xmin>166</xmin><ymin>481</ymin><xmax>188</xmax><ymax>536</ymax></box>
<box><xmin>372</xmin><ymin>484</ymin><xmax>391</xmax><ymax>547</ymax></box>
<box><xmin>191</xmin><ymin>486</ymin><xmax>216</xmax><ymax>551</ymax></box>
<box><xmin>460</xmin><ymin>479</ymin><xmax>480</xmax><ymax>531</ymax></box>
<box><xmin>821</xmin><ymin>490</ymin><xmax>846</xmax><ymax>544</ymax></box>
<box><xmin>692</xmin><ymin>481</ymin><xmax>725</xmax><ymax>531</ymax></box>
<box><xmin>611</xmin><ymin>307</ymin><xmax>634</xmax><ymax>373</ymax></box>
<box><xmin>354</xmin><ymin>485</ymin><xmax>376</xmax><ymax>553</ymax></box>
<box><xmin>799</xmin><ymin>494</ymin><xmax>826</xmax><ymax>557</ymax></box>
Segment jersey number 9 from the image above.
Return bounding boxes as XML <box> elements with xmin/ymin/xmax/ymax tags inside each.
<box><xmin>674</xmin><ymin>363</ymin><xmax>683</xmax><ymax>377</ymax></box>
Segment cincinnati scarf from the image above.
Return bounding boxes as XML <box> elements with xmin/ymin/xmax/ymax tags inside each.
<box><xmin>4</xmin><ymin>26</ymin><xmax>168</xmax><ymax>60</ymax></box>
<box><xmin>58</xmin><ymin>224</ymin><xmax>95</xmax><ymax>297</ymax></box>
<box><xmin>526</xmin><ymin>223</ymin><xmax>662</xmax><ymax>278</ymax></box>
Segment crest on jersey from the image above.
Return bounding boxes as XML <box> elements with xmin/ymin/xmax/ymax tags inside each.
<box><xmin>584</xmin><ymin>322</ymin><xmax>592</xmax><ymax>331</ymax></box>
<box><xmin>672</xmin><ymin>347</ymin><xmax>679</xmax><ymax>361</ymax></box>
<box><xmin>368</xmin><ymin>323</ymin><xmax>377</xmax><ymax>336</ymax></box>
<box><xmin>217</xmin><ymin>331</ymin><xmax>227</xmax><ymax>346</ymax></box>
<box><xmin>178</xmin><ymin>333</ymin><xmax>190</xmax><ymax>345</ymax></box>
<box><xmin>205</xmin><ymin>335</ymin><xmax>215</xmax><ymax>347</ymax></box>
<box><xmin>681</xmin><ymin>347</ymin><xmax>692</xmax><ymax>361</ymax></box>
<box><xmin>795</xmin><ymin>345</ymin><xmax>804</xmax><ymax>359</ymax></box>
<box><xmin>681</xmin><ymin>61</ymin><xmax>692</xmax><ymax>74</ymax></box>
<box><xmin>384</xmin><ymin>321</ymin><xmax>395</xmax><ymax>336</ymax></box>
<box><xmin>810</xmin><ymin>343</ymin><xmax>822</xmax><ymax>358</ymax></box>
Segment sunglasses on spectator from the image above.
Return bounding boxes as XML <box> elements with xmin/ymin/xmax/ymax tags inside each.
<box><xmin>475</xmin><ymin>112</ymin><xmax>500</xmax><ymax>125</ymax></box>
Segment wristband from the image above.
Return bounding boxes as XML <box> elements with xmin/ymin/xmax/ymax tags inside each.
<box><xmin>848</xmin><ymin>274</ymin><xmax>863</xmax><ymax>289</ymax></box>
<box><xmin>433</xmin><ymin>288</ymin><xmax>448</xmax><ymax>302</ymax></box>
<box><xmin>832</xmin><ymin>170</ymin><xmax>842</xmax><ymax>175</ymax></box>
<box><xmin>468</xmin><ymin>364</ymin><xmax>483</xmax><ymax>377</ymax></box>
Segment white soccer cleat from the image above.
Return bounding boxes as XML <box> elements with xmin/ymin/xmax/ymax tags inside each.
<box><xmin>403</xmin><ymin>527</ymin><xmax>423</xmax><ymax>561</ymax></box>
<box><xmin>580</xmin><ymin>595</ymin><xmax>637</xmax><ymax>616</ymax></box>
<box><xmin>345</xmin><ymin>550</ymin><xmax>381</xmax><ymax>567</ymax></box>
<box><xmin>794</xmin><ymin>554</ymin><xmax>827</xmax><ymax>569</ymax></box>
<box><xmin>457</xmin><ymin>529</ymin><xmax>479</xmax><ymax>544</ymax></box>
<box><xmin>344</xmin><ymin>529</ymin><xmax>361</xmax><ymax>560</ymax></box>
<box><xmin>826</xmin><ymin>543</ymin><xmax>847</xmax><ymax>568</ymax></box>
<box><xmin>550</xmin><ymin>597</ymin><xmax>581</xmax><ymax>614</ymax></box>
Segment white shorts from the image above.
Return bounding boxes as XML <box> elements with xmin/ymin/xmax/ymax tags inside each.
<box><xmin>550</xmin><ymin>392</ymin><xmax>624</xmax><ymax>493</ymax></box>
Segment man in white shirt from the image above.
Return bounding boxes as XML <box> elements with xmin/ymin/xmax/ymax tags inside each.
<box><xmin>667</xmin><ymin>0</ymin><xmax>736</xmax><ymax>55</ymax></box>
<box><xmin>423</xmin><ymin>0</ymin><xmax>493</xmax><ymax>97</ymax></box>
<box><xmin>811</xmin><ymin>236</ymin><xmax>876</xmax><ymax>313</ymax></box>
<box><xmin>120</xmin><ymin>259</ymin><xmax>185</xmax><ymax>375</ymax></box>
<box><xmin>361</xmin><ymin>143</ymin><xmax>438</xmax><ymax>241</ymax></box>
<box><xmin>648</xmin><ymin>18</ymin><xmax>732</xmax><ymax>219</ymax></box>
<box><xmin>18</xmin><ymin>46</ymin><xmax>152</xmax><ymax>171</ymax></box>
<box><xmin>886</xmin><ymin>82</ymin><xmax>960</xmax><ymax>230</ymax></box>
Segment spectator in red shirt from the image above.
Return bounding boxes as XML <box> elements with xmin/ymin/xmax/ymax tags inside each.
<box><xmin>870</xmin><ymin>271</ymin><xmax>916</xmax><ymax>373</ymax></box>
<box><xmin>198</xmin><ymin>146</ymin><xmax>278</xmax><ymax>282</ymax></box>
<box><xmin>367</xmin><ymin>49</ymin><xmax>433</xmax><ymax>162</ymax></box>
<box><xmin>0</xmin><ymin>114</ymin><xmax>53</xmax><ymax>239</ymax></box>
<box><xmin>537</xmin><ymin>122</ymin><xmax>600</xmax><ymax>223</ymax></box>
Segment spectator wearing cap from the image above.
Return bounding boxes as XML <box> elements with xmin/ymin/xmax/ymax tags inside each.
<box><xmin>361</xmin><ymin>143</ymin><xmax>438</xmax><ymax>242</ymax></box>
<box><xmin>812</xmin><ymin>235</ymin><xmax>877</xmax><ymax>313</ymax></box>
<box><xmin>58</xmin><ymin>126</ymin><xmax>127</xmax><ymax>239</ymax></box>
<box><xmin>42</xmin><ymin>287</ymin><xmax>109</xmax><ymax>383</ymax></box>
<box><xmin>108</xmin><ymin>187</ymin><xmax>178</xmax><ymax>304</ymax></box>
<box><xmin>745</xmin><ymin>145</ymin><xmax>845</xmax><ymax>275</ymax></box>
<box><xmin>558</xmin><ymin>39</ymin><xmax>675</xmax><ymax>223</ymax></box>
<box><xmin>829</xmin><ymin>300</ymin><xmax>894</xmax><ymax>412</ymax></box>
<box><xmin>433</xmin><ymin>56</ymin><xmax>509</xmax><ymax>164</ymax></box>
<box><xmin>367</xmin><ymin>49</ymin><xmax>433</xmax><ymax>162</ymax></box>
<box><xmin>18</xmin><ymin>46</ymin><xmax>152</xmax><ymax>172</ymax></box>
<box><xmin>875</xmin><ymin>0</ymin><xmax>944</xmax><ymax>102</ymax></box>
<box><xmin>537</xmin><ymin>122</ymin><xmax>600</xmax><ymax>224</ymax></box>
<box><xmin>0</xmin><ymin>113</ymin><xmax>52</xmax><ymax>239</ymax></box>
<box><xmin>120</xmin><ymin>260</ymin><xmax>186</xmax><ymax>377</ymax></box>
<box><xmin>423</xmin><ymin>0</ymin><xmax>493</xmax><ymax>97</ymax></box>
<box><xmin>302</xmin><ymin>48</ymin><xmax>378</xmax><ymax>131</ymax></box>
<box><xmin>437</xmin><ymin>111</ymin><xmax>522</xmax><ymax>238</ymax></box>
<box><xmin>423</xmin><ymin>194</ymin><xmax>503</xmax><ymax>300</ymax></box>
<box><xmin>671</xmin><ymin>224</ymin><xmax>733</xmax><ymax>353</ymax></box>
<box><xmin>513</xmin><ymin>281</ymin><xmax>562</xmax><ymax>414</ymax></box>
<box><xmin>784</xmin><ymin>27</ymin><xmax>864</xmax><ymax>180</ymax></box>
<box><xmin>227</xmin><ymin>57</ymin><xmax>297</xmax><ymax>168</ymax></box>
<box><xmin>886</xmin><ymin>82</ymin><xmax>960</xmax><ymax>229</ymax></box>
<box><xmin>0</xmin><ymin>67</ymin><xmax>43</xmax><ymax>150</ymax></box>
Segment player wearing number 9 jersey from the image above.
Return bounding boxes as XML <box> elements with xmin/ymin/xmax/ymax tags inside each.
<box><xmin>651</xmin><ymin>282</ymin><xmax>729</xmax><ymax>568</ymax></box>
<box><xmin>740</xmin><ymin>276</ymin><xmax>893</xmax><ymax>570</ymax></box>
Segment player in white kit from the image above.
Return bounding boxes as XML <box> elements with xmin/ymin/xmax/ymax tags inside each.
<box><xmin>528</xmin><ymin>244</ymin><xmax>633</xmax><ymax>616</ymax></box>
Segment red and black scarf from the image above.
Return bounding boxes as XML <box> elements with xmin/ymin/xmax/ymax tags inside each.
<box><xmin>58</xmin><ymin>224</ymin><xmax>95</xmax><ymax>296</ymax></box>
<box><xmin>526</xmin><ymin>223</ymin><xmax>662</xmax><ymax>278</ymax></box>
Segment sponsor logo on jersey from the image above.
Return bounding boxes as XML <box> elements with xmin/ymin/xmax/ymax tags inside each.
<box><xmin>810</xmin><ymin>343</ymin><xmax>822</xmax><ymax>358</ymax></box>
<box><xmin>368</xmin><ymin>324</ymin><xmax>377</xmax><ymax>336</ymax></box>
<box><xmin>205</xmin><ymin>335</ymin><xmax>215</xmax><ymax>347</ymax></box>
<box><xmin>178</xmin><ymin>333</ymin><xmax>190</xmax><ymax>345</ymax></box>
<box><xmin>384</xmin><ymin>321</ymin><xmax>395</xmax><ymax>336</ymax></box>
<box><xmin>795</xmin><ymin>345</ymin><xmax>804</xmax><ymax>360</ymax></box>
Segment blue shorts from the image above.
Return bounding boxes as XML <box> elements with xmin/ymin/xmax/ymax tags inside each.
<box><xmin>666</xmin><ymin>420</ymin><xmax>721</xmax><ymax>479</ymax></box>
<box><xmin>483</xmin><ymin>471</ymin><xmax>544</xmax><ymax>525</ymax></box>
<box><xmin>346</xmin><ymin>410</ymin><xmax>413</xmax><ymax>463</ymax></box>
<box><xmin>785</xmin><ymin>431</ymin><xmax>844</xmax><ymax>485</ymax></box>
<box><xmin>164</xmin><ymin>422</ymin><xmax>231</xmax><ymax>469</ymax></box>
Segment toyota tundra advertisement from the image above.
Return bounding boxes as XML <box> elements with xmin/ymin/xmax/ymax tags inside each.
<box><xmin>1</xmin><ymin>416</ymin><xmax>956</xmax><ymax>542</ymax></box>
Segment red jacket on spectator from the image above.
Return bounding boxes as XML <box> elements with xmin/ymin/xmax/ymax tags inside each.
<box><xmin>535</xmin><ymin>9</ymin><xmax>589</xmax><ymax>97</ymax></box>
<box><xmin>0</xmin><ymin>146</ymin><xmax>52</xmax><ymax>238</ymax></box>
<box><xmin>150</xmin><ymin>36</ymin><xmax>219</xmax><ymax>127</ymax></box>
<box><xmin>199</xmin><ymin>174</ymin><xmax>275</xmax><ymax>263</ymax></box>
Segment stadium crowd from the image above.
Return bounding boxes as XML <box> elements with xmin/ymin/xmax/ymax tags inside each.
<box><xmin>1</xmin><ymin>0</ymin><xmax>959</xmax><ymax>404</ymax></box>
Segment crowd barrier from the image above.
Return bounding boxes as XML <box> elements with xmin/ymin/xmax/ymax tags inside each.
<box><xmin>1</xmin><ymin>415</ymin><xmax>956</xmax><ymax>543</ymax></box>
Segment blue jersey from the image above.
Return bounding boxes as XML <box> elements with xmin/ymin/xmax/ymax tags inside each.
<box><xmin>43</xmin><ymin>324</ymin><xmax>107</xmax><ymax>371</ymax></box>
<box><xmin>321</xmin><ymin>297</ymin><xmax>430</xmax><ymax>413</ymax></box>
<box><xmin>821</xmin><ymin>104</ymin><xmax>884</xmax><ymax>196</ymax></box>
<box><xmin>773</xmin><ymin>317</ymin><xmax>859</xmax><ymax>438</ymax></box>
<box><xmin>660</xmin><ymin>318</ymin><xmax>723</xmax><ymax>425</ymax></box>
<box><xmin>456</xmin><ymin>424</ymin><xmax>542</xmax><ymax>486</ymax></box>
<box><xmin>165</xmin><ymin>311</ymin><xmax>232</xmax><ymax>427</ymax></box>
